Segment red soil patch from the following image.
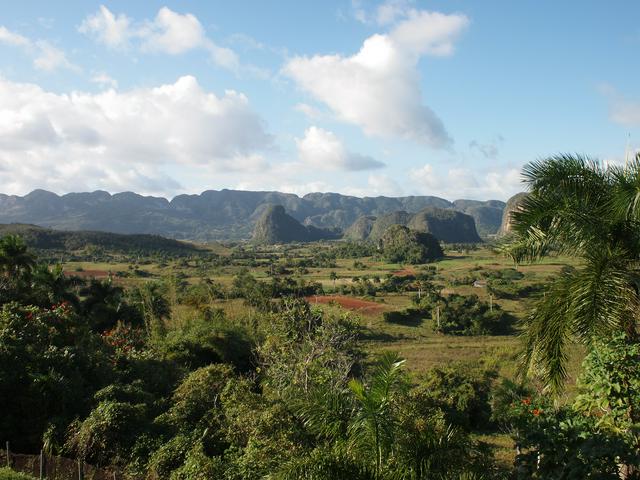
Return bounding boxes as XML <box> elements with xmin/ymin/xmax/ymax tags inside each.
<box><xmin>306</xmin><ymin>295</ymin><xmax>385</xmax><ymax>314</ymax></box>
<box><xmin>392</xmin><ymin>268</ymin><xmax>416</xmax><ymax>277</ymax></box>
<box><xmin>64</xmin><ymin>269</ymin><xmax>110</xmax><ymax>278</ymax></box>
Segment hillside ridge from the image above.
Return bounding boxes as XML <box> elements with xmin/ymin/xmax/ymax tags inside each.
<box><xmin>0</xmin><ymin>189</ymin><xmax>506</xmax><ymax>241</ymax></box>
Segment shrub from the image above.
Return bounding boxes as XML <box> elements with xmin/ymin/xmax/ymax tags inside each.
<box><xmin>0</xmin><ymin>468</ymin><xmax>37</xmax><ymax>480</ymax></box>
<box><xmin>435</xmin><ymin>294</ymin><xmax>514</xmax><ymax>336</ymax></box>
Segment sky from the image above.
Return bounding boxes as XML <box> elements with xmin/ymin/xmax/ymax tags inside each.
<box><xmin>0</xmin><ymin>1</ymin><xmax>639</xmax><ymax>201</ymax></box>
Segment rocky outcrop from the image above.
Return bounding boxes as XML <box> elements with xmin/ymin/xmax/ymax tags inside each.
<box><xmin>348</xmin><ymin>207</ymin><xmax>482</xmax><ymax>244</ymax></box>
<box><xmin>498</xmin><ymin>192</ymin><xmax>528</xmax><ymax>237</ymax></box>
<box><xmin>251</xmin><ymin>205</ymin><xmax>339</xmax><ymax>244</ymax></box>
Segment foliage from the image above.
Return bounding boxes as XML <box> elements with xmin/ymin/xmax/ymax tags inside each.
<box><xmin>257</xmin><ymin>298</ymin><xmax>360</xmax><ymax>397</ymax></box>
<box><xmin>574</xmin><ymin>333</ymin><xmax>640</xmax><ymax>447</ymax></box>
<box><xmin>380</xmin><ymin>225</ymin><xmax>443</xmax><ymax>264</ymax></box>
<box><xmin>157</xmin><ymin>312</ymin><xmax>254</xmax><ymax>372</ymax></box>
<box><xmin>512</xmin><ymin>401</ymin><xmax>639</xmax><ymax>479</ymax></box>
<box><xmin>499</xmin><ymin>153</ymin><xmax>640</xmax><ymax>391</ymax></box>
<box><xmin>0</xmin><ymin>302</ymin><xmax>110</xmax><ymax>452</ymax></box>
<box><xmin>5</xmin><ymin>234</ymin><xmax>639</xmax><ymax>478</ymax></box>
<box><xmin>434</xmin><ymin>294</ymin><xmax>515</xmax><ymax>336</ymax></box>
<box><xmin>0</xmin><ymin>468</ymin><xmax>37</xmax><ymax>480</ymax></box>
<box><xmin>415</xmin><ymin>365</ymin><xmax>497</xmax><ymax>431</ymax></box>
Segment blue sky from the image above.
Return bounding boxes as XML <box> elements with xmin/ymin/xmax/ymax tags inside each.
<box><xmin>0</xmin><ymin>1</ymin><xmax>638</xmax><ymax>201</ymax></box>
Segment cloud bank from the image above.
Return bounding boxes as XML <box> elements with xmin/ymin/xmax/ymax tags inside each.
<box><xmin>0</xmin><ymin>76</ymin><xmax>272</xmax><ymax>195</ymax></box>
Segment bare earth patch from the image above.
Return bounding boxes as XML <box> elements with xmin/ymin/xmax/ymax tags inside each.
<box><xmin>306</xmin><ymin>295</ymin><xmax>385</xmax><ymax>314</ymax></box>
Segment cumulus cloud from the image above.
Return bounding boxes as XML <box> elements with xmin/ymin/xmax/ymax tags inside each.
<box><xmin>78</xmin><ymin>5</ymin><xmax>132</xmax><ymax>49</ymax></box>
<box><xmin>296</xmin><ymin>126</ymin><xmax>385</xmax><ymax>171</ymax></box>
<box><xmin>283</xmin><ymin>9</ymin><xmax>468</xmax><ymax>146</ymax></box>
<box><xmin>0</xmin><ymin>76</ymin><xmax>272</xmax><ymax>196</ymax></box>
<box><xmin>79</xmin><ymin>5</ymin><xmax>239</xmax><ymax>71</ymax></box>
<box><xmin>0</xmin><ymin>25</ymin><xmax>78</xmax><ymax>72</ymax></box>
<box><xmin>410</xmin><ymin>163</ymin><xmax>523</xmax><ymax>200</ymax></box>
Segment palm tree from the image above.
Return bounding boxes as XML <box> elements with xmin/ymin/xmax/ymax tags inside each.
<box><xmin>299</xmin><ymin>352</ymin><xmax>407</xmax><ymax>477</ymax></box>
<box><xmin>30</xmin><ymin>263</ymin><xmax>78</xmax><ymax>307</ymax></box>
<box><xmin>0</xmin><ymin>234</ymin><xmax>36</xmax><ymax>277</ymax></box>
<box><xmin>347</xmin><ymin>352</ymin><xmax>406</xmax><ymax>476</ymax></box>
<box><xmin>500</xmin><ymin>153</ymin><xmax>640</xmax><ymax>392</ymax></box>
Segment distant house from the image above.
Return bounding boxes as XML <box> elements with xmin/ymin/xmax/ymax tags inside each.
<box><xmin>473</xmin><ymin>280</ymin><xmax>487</xmax><ymax>288</ymax></box>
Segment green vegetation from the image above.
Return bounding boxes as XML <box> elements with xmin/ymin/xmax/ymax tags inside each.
<box><xmin>0</xmin><ymin>468</ymin><xmax>37</xmax><ymax>480</ymax></box>
<box><xmin>0</xmin><ymin>223</ymin><xmax>202</xmax><ymax>257</ymax></box>
<box><xmin>2</xmin><ymin>152</ymin><xmax>640</xmax><ymax>480</ymax></box>
<box><xmin>379</xmin><ymin>224</ymin><xmax>443</xmax><ymax>264</ymax></box>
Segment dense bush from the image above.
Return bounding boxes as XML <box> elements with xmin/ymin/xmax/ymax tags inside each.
<box><xmin>380</xmin><ymin>225</ymin><xmax>444</xmax><ymax>264</ymax></box>
<box><xmin>435</xmin><ymin>294</ymin><xmax>515</xmax><ymax>335</ymax></box>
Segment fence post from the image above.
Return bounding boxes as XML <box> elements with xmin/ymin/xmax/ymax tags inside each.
<box><xmin>5</xmin><ymin>441</ymin><xmax>8</xmax><ymax>468</ymax></box>
<box><xmin>77</xmin><ymin>458</ymin><xmax>84</xmax><ymax>480</ymax></box>
<box><xmin>39</xmin><ymin>449</ymin><xmax>44</xmax><ymax>479</ymax></box>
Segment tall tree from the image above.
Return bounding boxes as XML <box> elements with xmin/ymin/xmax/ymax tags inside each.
<box><xmin>500</xmin><ymin>154</ymin><xmax>640</xmax><ymax>391</ymax></box>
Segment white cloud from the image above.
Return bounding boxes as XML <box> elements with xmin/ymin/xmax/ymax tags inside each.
<box><xmin>79</xmin><ymin>5</ymin><xmax>240</xmax><ymax>71</ymax></box>
<box><xmin>33</xmin><ymin>41</ymin><xmax>80</xmax><ymax>72</ymax></box>
<box><xmin>140</xmin><ymin>7</ymin><xmax>206</xmax><ymax>54</ymax></box>
<box><xmin>78</xmin><ymin>5</ymin><xmax>132</xmax><ymax>49</ymax></box>
<box><xmin>409</xmin><ymin>163</ymin><xmax>439</xmax><ymax>189</ymax></box>
<box><xmin>0</xmin><ymin>26</ymin><xmax>78</xmax><ymax>72</ymax></box>
<box><xmin>409</xmin><ymin>163</ymin><xmax>523</xmax><ymax>200</ymax></box>
<box><xmin>342</xmin><ymin>173</ymin><xmax>404</xmax><ymax>197</ymax></box>
<box><xmin>0</xmin><ymin>26</ymin><xmax>30</xmax><ymax>47</ymax></box>
<box><xmin>91</xmin><ymin>72</ymin><xmax>118</xmax><ymax>89</ymax></box>
<box><xmin>0</xmin><ymin>76</ymin><xmax>272</xmax><ymax>196</ymax></box>
<box><xmin>353</xmin><ymin>0</ymin><xmax>413</xmax><ymax>26</ymax></box>
<box><xmin>296</xmin><ymin>126</ymin><xmax>385</xmax><ymax>171</ymax></box>
<box><xmin>283</xmin><ymin>9</ymin><xmax>468</xmax><ymax>146</ymax></box>
<box><xmin>375</xmin><ymin>0</ymin><xmax>413</xmax><ymax>25</ymax></box>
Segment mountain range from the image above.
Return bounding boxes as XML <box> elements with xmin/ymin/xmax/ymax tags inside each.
<box><xmin>0</xmin><ymin>189</ymin><xmax>507</xmax><ymax>242</ymax></box>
